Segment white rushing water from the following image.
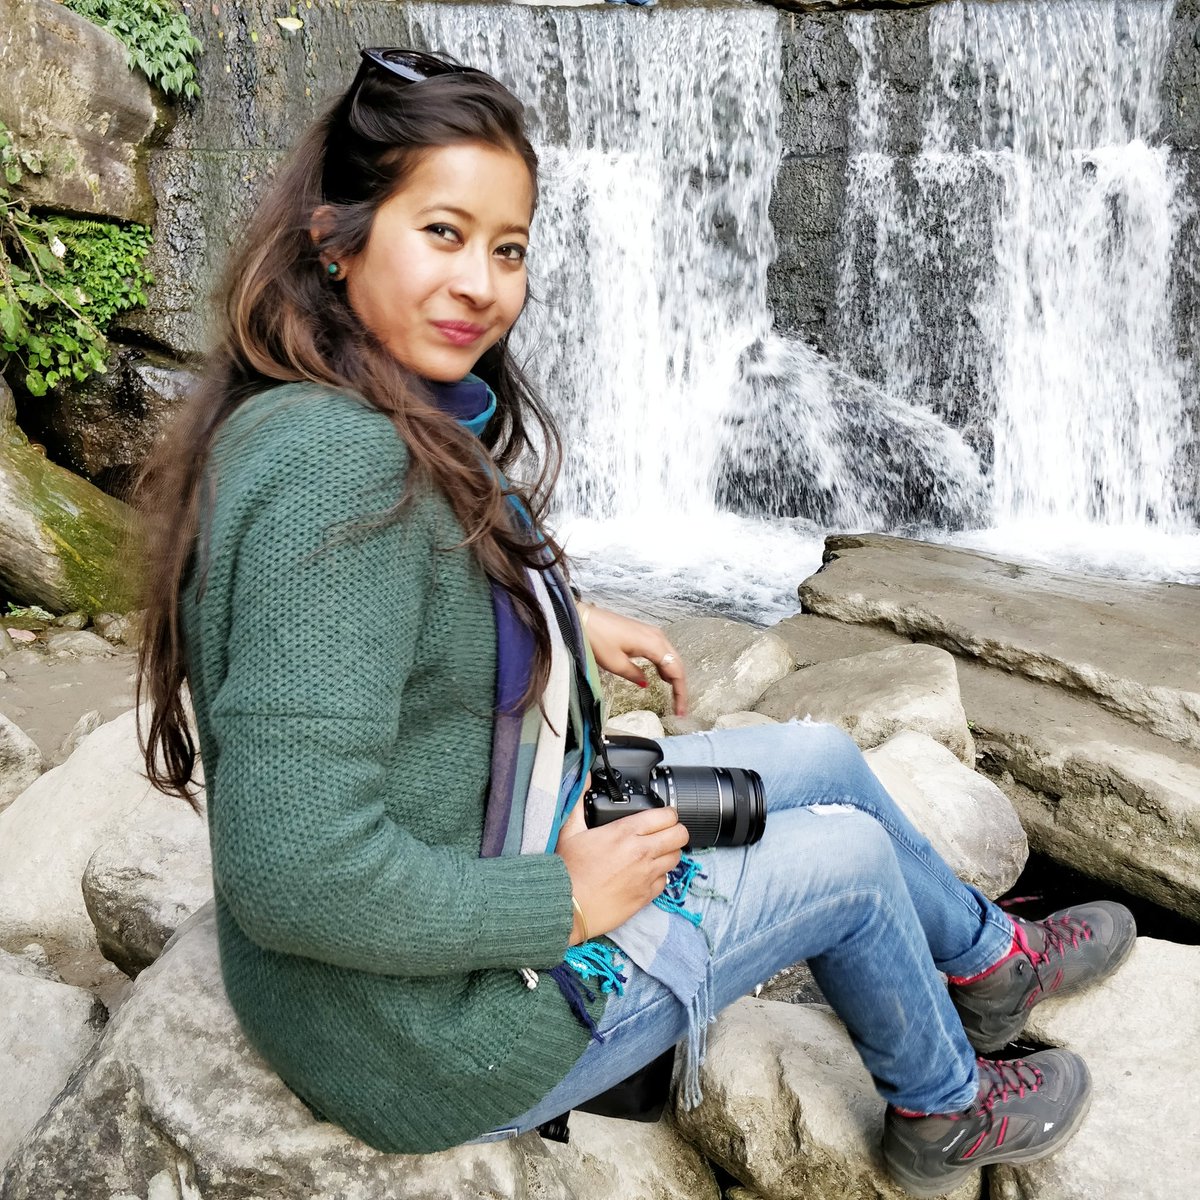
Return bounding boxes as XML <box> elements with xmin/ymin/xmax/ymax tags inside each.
<box><xmin>837</xmin><ymin>0</ymin><xmax>1199</xmax><ymax>575</ymax></box>
<box><xmin>409</xmin><ymin>1</ymin><xmax>1199</xmax><ymax>621</ymax></box>
<box><xmin>406</xmin><ymin>5</ymin><xmax>834</xmax><ymax>617</ymax></box>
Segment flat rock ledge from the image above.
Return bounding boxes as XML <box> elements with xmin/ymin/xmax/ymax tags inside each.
<box><xmin>792</xmin><ymin>537</ymin><xmax>1200</xmax><ymax>920</ymax></box>
<box><xmin>798</xmin><ymin>534</ymin><xmax>1200</xmax><ymax>752</ymax></box>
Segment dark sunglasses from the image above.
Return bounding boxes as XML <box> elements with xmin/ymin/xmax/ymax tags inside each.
<box><xmin>347</xmin><ymin>47</ymin><xmax>483</xmax><ymax>101</ymax></box>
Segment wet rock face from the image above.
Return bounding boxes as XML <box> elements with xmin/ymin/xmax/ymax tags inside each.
<box><xmin>14</xmin><ymin>347</ymin><xmax>197</xmax><ymax>498</ymax></box>
<box><xmin>0</xmin><ymin>0</ymin><xmax>158</xmax><ymax>223</ymax></box>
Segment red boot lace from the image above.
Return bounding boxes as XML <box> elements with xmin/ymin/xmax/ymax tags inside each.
<box><xmin>977</xmin><ymin>1056</ymin><xmax>1044</xmax><ymax>1111</ymax></box>
<box><xmin>1015</xmin><ymin>912</ymin><xmax>1094</xmax><ymax>970</ymax></box>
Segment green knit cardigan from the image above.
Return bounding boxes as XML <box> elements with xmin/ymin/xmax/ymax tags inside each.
<box><xmin>183</xmin><ymin>383</ymin><xmax>596</xmax><ymax>1153</ymax></box>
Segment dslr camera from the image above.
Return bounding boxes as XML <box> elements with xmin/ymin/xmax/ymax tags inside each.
<box><xmin>583</xmin><ymin>734</ymin><xmax>766</xmax><ymax>849</ymax></box>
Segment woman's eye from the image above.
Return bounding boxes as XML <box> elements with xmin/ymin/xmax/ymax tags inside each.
<box><xmin>425</xmin><ymin>224</ymin><xmax>460</xmax><ymax>243</ymax></box>
<box><xmin>496</xmin><ymin>243</ymin><xmax>527</xmax><ymax>263</ymax></box>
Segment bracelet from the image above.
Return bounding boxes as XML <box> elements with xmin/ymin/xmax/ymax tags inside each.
<box><xmin>570</xmin><ymin>895</ymin><xmax>590</xmax><ymax>944</ymax></box>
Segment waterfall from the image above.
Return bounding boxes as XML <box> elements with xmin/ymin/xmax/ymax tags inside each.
<box><xmin>406</xmin><ymin>1</ymin><xmax>1197</xmax><ymax>618</ymax></box>
<box><xmin>405</xmin><ymin>4</ymin><xmax>989</xmax><ymax>617</ymax></box>
<box><xmin>406</xmin><ymin>5</ymin><xmax>780</xmax><ymax>520</ymax></box>
<box><xmin>836</xmin><ymin>0</ymin><xmax>1191</xmax><ymax>533</ymax></box>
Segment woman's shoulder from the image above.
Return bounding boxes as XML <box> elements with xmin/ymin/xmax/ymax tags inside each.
<box><xmin>214</xmin><ymin>382</ymin><xmax>407</xmax><ymax>479</ymax></box>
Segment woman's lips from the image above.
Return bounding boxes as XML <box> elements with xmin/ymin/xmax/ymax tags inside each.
<box><xmin>432</xmin><ymin>320</ymin><xmax>486</xmax><ymax>347</ymax></box>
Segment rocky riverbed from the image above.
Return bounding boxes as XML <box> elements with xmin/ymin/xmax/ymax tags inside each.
<box><xmin>1</xmin><ymin>534</ymin><xmax>1196</xmax><ymax>1199</ymax></box>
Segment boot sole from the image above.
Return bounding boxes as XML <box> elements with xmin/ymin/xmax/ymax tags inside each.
<box><xmin>965</xmin><ymin>921</ymin><xmax>1138</xmax><ymax>1054</ymax></box>
<box><xmin>885</xmin><ymin>1082</ymin><xmax>1093</xmax><ymax>1198</ymax></box>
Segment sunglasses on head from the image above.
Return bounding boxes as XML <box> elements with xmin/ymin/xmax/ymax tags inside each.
<box><xmin>350</xmin><ymin>47</ymin><xmax>482</xmax><ymax>93</ymax></box>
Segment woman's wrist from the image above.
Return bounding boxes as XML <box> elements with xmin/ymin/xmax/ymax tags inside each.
<box><xmin>569</xmin><ymin>895</ymin><xmax>590</xmax><ymax>945</ymax></box>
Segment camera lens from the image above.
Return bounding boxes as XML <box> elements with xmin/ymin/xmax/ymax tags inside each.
<box><xmin>651</xmin><ymin>765</ymin><xmax>766</xmax><ymax>849</ymax></box>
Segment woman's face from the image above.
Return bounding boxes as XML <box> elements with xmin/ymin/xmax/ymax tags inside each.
<box><xmin>342</xmin><ymin>141</ymin><xmax>534</xmax><ymax>382</ymax></box>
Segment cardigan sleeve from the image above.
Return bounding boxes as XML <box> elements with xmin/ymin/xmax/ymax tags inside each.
<box><xmin>200</xmin><ymin>391</ymin><xmax>575</xmax><ymax>977</ymax></box>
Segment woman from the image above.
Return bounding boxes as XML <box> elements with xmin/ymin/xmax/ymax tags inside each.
<box><xmin>137</xmin><ymin>50</ymin><xmax>1134</xmax><ymax>1196</ymax></box>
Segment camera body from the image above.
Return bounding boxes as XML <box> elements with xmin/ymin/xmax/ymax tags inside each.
<box><xmin>583</xmin><ymin>734</ymin><xmax>766</xmax><ymax>850</ymax></box>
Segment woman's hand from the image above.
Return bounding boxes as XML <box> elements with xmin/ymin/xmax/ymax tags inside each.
<box><xmin>555</xmin><ymin>800</ymin><xmax>689</xmax><ymax>944</ymax></box>
<box><xmin>578</xmin><ymin>603</ymin><xmax>688</xmax><ymax>718</ymax></box>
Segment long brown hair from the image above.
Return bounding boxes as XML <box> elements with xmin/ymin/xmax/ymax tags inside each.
<box><xmin>137</xmin><ymin>54</ymin><xmax>568</xmax><ymax>806</ymax></box>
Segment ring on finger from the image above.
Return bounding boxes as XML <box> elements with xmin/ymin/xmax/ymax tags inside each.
<box><xmin>661</xmin><ymin>652</ymin><xmax>676</xmax><ymax>666</ymax></box>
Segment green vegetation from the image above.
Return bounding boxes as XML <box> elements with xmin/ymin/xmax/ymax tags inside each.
<box><xmin>1</xmin><ymin>125</ymin><xmax>153</xmax><ymax>398</ymax></box>
<box><xmin>63</xmin><ymin>0</ymin><xmax>202</xmax><ymax>100</ymax></box>
<box><xmin>0</xmin><ymin>123</ymin><xmax>154</xmax><ymax>398</ymax></box>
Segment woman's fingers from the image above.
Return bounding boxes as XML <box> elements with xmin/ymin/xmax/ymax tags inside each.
<box><xmin>651</xmin><ymin>645</ymin><xmax>689</xmax><ymax>718</ymax></box>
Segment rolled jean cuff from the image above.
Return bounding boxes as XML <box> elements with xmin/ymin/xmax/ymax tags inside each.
<box><xmin>935</xmin><ymin>885</ymin><xmax>1015</xmax><ymax>981</ymax></box>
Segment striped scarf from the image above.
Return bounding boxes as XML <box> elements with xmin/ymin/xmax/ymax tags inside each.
<box><xmin>430</xmin><ymin>376</ymin><xmax>716</xmax><ymax>1108</ymax></box>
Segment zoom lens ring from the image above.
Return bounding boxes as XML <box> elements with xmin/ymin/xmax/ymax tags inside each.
<box><xmin>656</xmin><ymin>767</ymin><xmax>722</xmax><ymax>848</ymax></box>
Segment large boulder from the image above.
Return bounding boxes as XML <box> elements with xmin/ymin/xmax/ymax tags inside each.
<box><xmin>957</xmin><ymin>658</ymin><xmax>1200</xmax><ymax>922</ymax></box>
<box><xmin>0</xmin><ymin>708</ymin><xmax>206</xmax><ymax>988</ymax></box>
<box><xmin>675</xmin><ymin>997</ymin><xmax>979</xmax><ymax>1200</ymax></box>
<box><xmin>992</xmin><ymin>938</ymin><xmax>1197</xmax><ymax>1200</ymax></box>
<box><xmin>0</xmin><ymin>948</ymin><xmax>106</xmax><ymax>1167</ymax></box>
<box><xmin>755</xmin><ymin>644</ymin><xmax>975</xmax><ymax>764</ymax></box>
<box><xmin>662</xmin><ymin>617</ymin><xmax>795</xmax><ymax>729</ymax></box>
<box><xmin>0</xmin><ymin>905</ymin><xmax>717</xmax><ymax>1200</ymax></box>
<box><xmin>864</xmin><ymin>730</ymin><xmax>1026</xmax><ymax>898</ymax></box>
<box><xmin>15</xmin><ymin>348</ymin><xmax>198</xmax><ymax>498</ymax></box>
<box><xmin>0</xmin><ymin>0</ymin><xmax>158</xmax><ymax>223</ymax></box>
<box><xmin>797</xmin><ymin>534</ymin><xmax>1200</xmax><ymax>752</ymax></box>
<box><xmin>0</xmin><ymin>712</ymin><xmax>43</xmax><ymax>814</ymax></box>
<box><xmin>0</xmin><ymin>379</ymin><xmax>139</xmax><ymax>615</ymax></box>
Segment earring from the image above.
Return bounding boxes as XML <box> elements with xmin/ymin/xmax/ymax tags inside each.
<box><xmin>327</xmin><ymin>262</ymin><xmax>340</xmax><ymax>279</ymax></box>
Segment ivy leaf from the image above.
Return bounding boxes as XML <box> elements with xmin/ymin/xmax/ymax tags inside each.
<box><xmin>0</xmin><ymin>300</ymin><xmax>19</xmax><ymax>341</ymax></box>
<box><xmin>25</xmin><ymin>369</ymin><xmax>46</xmax><ymax>397</ymax></box>
<box><xmin>4</xmin><ymin>163</ymin><xmax>20</xmax><ymax>186</ymax></box>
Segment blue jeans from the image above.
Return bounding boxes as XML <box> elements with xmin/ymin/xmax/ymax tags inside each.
<box><xmin>491</xmin><ymin>721</ymin><xmax>1014</xmax><ymax>1137</ymax></box>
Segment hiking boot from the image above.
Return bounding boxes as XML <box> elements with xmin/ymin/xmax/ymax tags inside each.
<box><xmin>950</xmin><ymin>902</ymin><xmax>1136</xmax><ymax>1053</ymax></box>
<box><xmin>882</xmin><ymin>1050</ymin><xmax>1092</xmax><ymax>1198</ymax></box>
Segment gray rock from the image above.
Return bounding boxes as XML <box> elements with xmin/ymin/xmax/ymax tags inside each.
<box><xmin>713</xmin><ymin>711</ymin><xmax>779</xmax><ymax>731</ymax></box>
<box><xmin>662</xmin><ymin>617</ymin><xmax>795</xmax><ymax>729</ymax></box>
<box><xmin>0</xmin><ymin>953</ymin><xmax>106</xmax><ymax>1167</ymax></box>
<box><xmin>92</xmin><ymin>609</ymin><xmax>145</xmax><ymax>647</ymax></box>
<box><xmin>602</xmin><ymin>659</ymin><xmax>673</xmax><ymax>720</ymax></box>
<box><xmin>56</xmin><ymin>709</ymin><xmax>104</xmax><ymax>761</ymax></box>
<box><xmin>44</xmin><ymin>630</ymin><xmax>115</xmax><ymax>659</ymax></box>
<box><xmin>545</xmin><ymin>1110</ymin><xmax>719</xmax><ymax>1200</ymax></box>
<box><xmin>0</xmin><ymin>944</ymin><xmax>57</xmax><ymax>982</ymax></box>
<box><xmin>0</xmin><ymin>905</ymin><xmax>697</xmax><ymax>1200</ymax></box>
<box><xmin>53</xmin><ymin>611</ymin><xmax>88</xmax><ymax>631</ymax></box>
<box><xmin>83</xmin><ymin>823</ymin><xmax>213</xmax><ymax>977</ymax></box>
<box><xmin>0</xmin><ymin>711</ymin><xmax>43</xmax><ymax>814</ymax></box>
<box><xmin>603</xmin><ymin>709</ymin><xmax>666</xmax><ymax>739</ymax></box>
<box><xmin>19</xmin><ymin>349</ymin><xmax>199</xmax><ymax>496</ymax></box>
<box><xmin>0</xmin><ymin>708</ymin><xmax>205</xmax><ymax>988</ymax></box>
<box><xmin>756</xmin><ymin>644</ymin><xmax>975</xmax><ymax>764</ymax></box>
<box><xmin>864</xmin><ymin>731</ymin><xmax>1027</xmax><ymax>899</ymax></box>
<box><xmin>797</xmin><ymin>534</ymin><xmax>1200</xmax><ymax>752</ymax></box>
<box><xmin>759</xmin><ymin>960</ymin><xmax>825</xmax><ymax>1005</ymax></box>
<box><xmin>770</xmin><ymin>612</ymin><xmax>910</xmax><ymax>669</ymax></box>
<box><xmin>675</xmin><ymin>997</ymin><xmax>979</xmax><ymax>1200</ymax></box>
<box><xmin>958</xmin><ymin>659</ymin><xmax>1200</xmax><ymax>922</ymax></box>
<box><xmin>992</xmin><ymin>939</ymin><xmax>1197</xmax><ymax>1200</ymax></box>
<box><xmin>0</xmin><ymin>0</ymin><xmax>157</xmax><ymax>222</ymax></box>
